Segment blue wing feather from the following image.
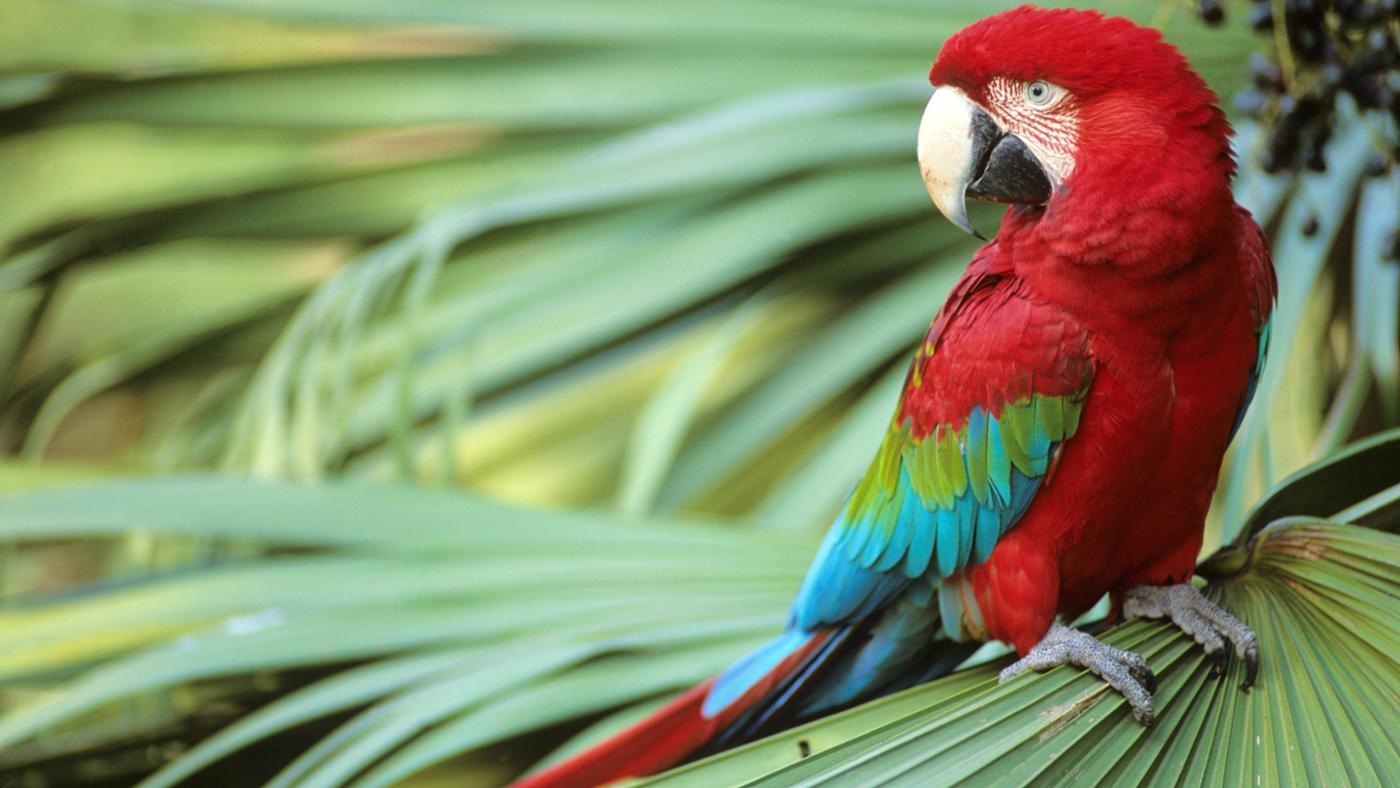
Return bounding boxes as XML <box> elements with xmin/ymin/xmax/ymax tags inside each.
<box><xmin>986</xmin><ymin>415</ymin><xmax>1012</xmax><ymax>505</ymax></box>
<box><xmin>701</xmin><ymin>265</ymin><xmax>1103</xmax><ymax>742</ymax></box>
<box><xmin>789</xmin><ymin>391</ymin><xmax>1083</xmax><ymax>634</ymax></box>
<box><xmin>904</xmin><ymin>506</ymin><xmax>935</xmax><ymax>578</ymax></box>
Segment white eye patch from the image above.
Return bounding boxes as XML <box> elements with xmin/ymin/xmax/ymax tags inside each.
<box><xmin>985</xmin><ymin>76</ymin><xmax>1078</xmax><ymax>187</ymax></box>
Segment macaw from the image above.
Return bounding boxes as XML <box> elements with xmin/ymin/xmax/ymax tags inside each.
<box><xmin>515</xmin><ymin>7</ymin><xmax>1274</xmax><ymax>786</ymax></box>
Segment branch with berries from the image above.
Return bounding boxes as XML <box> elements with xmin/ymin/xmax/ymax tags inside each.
<box><xmin>1199</xmin><ymin>0</ymin><xmax>1398</xmax><ymax>173</ymax></box>
<box><xmin>1198</xmin><ymin>0</ymin><xmax>1398</xmax><ymax>256</ymax></box>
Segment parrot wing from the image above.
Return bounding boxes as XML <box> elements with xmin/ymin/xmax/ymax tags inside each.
<box><xmin>1229</xmin><ymin>207</ymin><xmax>1278</xmax><ymax>441</ymax></box>
<box><xmin>788</xmin><ymin>250</ymin><xmax>1094</xmax><ymax>634</ymax></box>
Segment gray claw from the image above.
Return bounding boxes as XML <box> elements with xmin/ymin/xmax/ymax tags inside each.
<box><xmin>999</xmin><ymin>622</ymin><xmax>1156</xmax><ymax>725</ymax></box>
<box><xmin>1123</xmin><ymin>583</ymin><xmax>1259</xmax><ymax>692</ymax></box>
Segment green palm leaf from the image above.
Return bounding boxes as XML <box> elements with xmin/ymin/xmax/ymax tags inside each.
<box><xmin>2</xmin><ymin>0</ymin><xmax>1398</xmax><ymax>785</ymax></box>
<box><xmin>648</xmin><ymin>521</ymin><xmax>1398</xmax><ymax>786</ymax></box>
<box><xmin>2</xmin><ymin>0</ymin><xmax>1265</xmax><ymax>509</ymax></box>
<box><xmin>1</xmin><ymin>430</ymin><xmax>1397</xmax><ymax>785</ymax></box>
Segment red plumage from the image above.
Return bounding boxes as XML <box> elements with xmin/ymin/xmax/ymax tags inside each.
<box><xmin>510</xmin><ymin>682</ymin><xmax>719</xmax><ymax>788</ymax></box>
<box><xmin>924</xmin><ymin>6</ymin><xmax>1275</xmax><ymax>651</ymax></box>
<box><xmin>511</xmin><ymin>6</ymin><xmax>1275</xmax><ymax>784</ymax></box>
<box><xmin>512</xmin><ymin>632</ymin><xmax>835</xmax><ymax>787</ymax></box>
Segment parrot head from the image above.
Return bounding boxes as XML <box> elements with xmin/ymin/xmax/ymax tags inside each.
<box><xmin>918</xmin><ymin>6</ymin><xmax>1233</xmax><ymax>241</ymax></box>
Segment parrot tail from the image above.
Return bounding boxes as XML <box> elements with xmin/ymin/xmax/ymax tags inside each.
<box><xmin>509</xmin><ymin>628</ymin><xmax>843</xmax><ymax>788</ymax></box>
<box><xmin>510</xmin><ymin>588</ymin><xmax>979</xmax><ymax>787</ymax></box>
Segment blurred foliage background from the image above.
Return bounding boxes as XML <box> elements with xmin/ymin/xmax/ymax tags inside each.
<box><xmin>0</xmin><ymin>0</ymin><xmax>1396</xmax><ymax>786</ymax></box>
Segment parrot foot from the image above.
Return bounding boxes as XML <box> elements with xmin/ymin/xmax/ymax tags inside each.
<box><xmin>1123</xmin><ymin>583</ymin><xmax>1258</xmax><ymax>691</ymax></box>
<box><xmin>998</xmin><ymin>622</ymin><xmax>1157</xmax><ymax>725</ymax></box>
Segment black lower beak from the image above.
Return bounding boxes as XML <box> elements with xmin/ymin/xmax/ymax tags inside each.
<box><xmin>966</xmin><ymin>109</ymin><xmax>1052</xmax><ymax>206</ymax></box>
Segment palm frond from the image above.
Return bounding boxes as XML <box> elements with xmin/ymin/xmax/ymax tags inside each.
<box><xmin>1</xmin><ymin>430</ymin><xmax>1397</xmax><ymax>785</ymax></box>
<box><xmin>2</xmin><ymin>1</ymin><xmax>1266</xmax><ymax>518</ymax></box>
<box><xmin>2</xmin><ymin>1</ymin><xmax>1398</xmax><ymax>785</ymax></box>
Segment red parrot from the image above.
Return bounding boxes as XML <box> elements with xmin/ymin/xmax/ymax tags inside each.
<box><xmin>514</xmin><ymin>6</ymin><xmax>1274</xmax><ymax>786</ymax></box>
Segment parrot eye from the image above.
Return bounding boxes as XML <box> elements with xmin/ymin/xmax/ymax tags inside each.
<box><xmin>1024</xmin><ymin>80</ymin><xmax>1059</xmax><ymax>108</ymax></box>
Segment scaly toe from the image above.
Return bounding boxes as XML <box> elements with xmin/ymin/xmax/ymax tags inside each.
<box><xmin>1132</xmin><ymin>701</ymin><xmax>1156</xmax><ymax>727</ymax></box>
<box><xmin>1007</xmin><ymin>623</ymin><xmax>1157</xmax><ymax>725</ymax></box>
<box><xmin>1125</xmin><ymin>583</ymin><xmax>1260</xmax><ymax>692</ymax></box>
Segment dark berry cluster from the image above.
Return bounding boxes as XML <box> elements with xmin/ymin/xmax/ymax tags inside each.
<box><xmin>1206</xmin><ymin>0</ymin><xmax>1399</xmax><ymax>177</ymax></box>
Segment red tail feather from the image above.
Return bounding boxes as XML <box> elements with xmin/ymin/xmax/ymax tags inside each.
<box><xmin>510</xmin><ymin>680</ymin><xmax>720</xmax><ymax>788</ymax></box>
<box><xmin>510</xmin><ymin>631</ymin><xmax>834</xmax><ymax>787</ymax></box>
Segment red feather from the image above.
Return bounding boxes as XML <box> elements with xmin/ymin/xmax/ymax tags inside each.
<box><xmin>510</xmin><ymin>632</ymin><xmax>834</xmax><ymax>788</ymax></box>
<box><xmin>510</xmin><ymin>682</ymin><xmax>720</xmax><ymax>788</ymax></box>
<box><xmin>912</xmin><ymin>5</ymin><xmax>1272</xmax><ymax>653</ymax></box>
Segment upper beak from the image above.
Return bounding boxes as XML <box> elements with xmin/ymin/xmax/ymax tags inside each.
<box><xmin>916</xmin><ymin>87</ymin><xmax>1052</xmax><ymax>240</ymax></box>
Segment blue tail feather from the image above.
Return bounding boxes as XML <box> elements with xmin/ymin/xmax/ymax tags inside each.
<box><xmin>703</xmin><ymin>630</ymin><xmax>813</xmax><ymax>717</ymax></box>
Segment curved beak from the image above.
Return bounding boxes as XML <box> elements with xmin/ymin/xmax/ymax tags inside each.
<box><xmin>916</xmin><ymin>87</ymin><xmax>1052</xmax><ymax>240</ymax></box>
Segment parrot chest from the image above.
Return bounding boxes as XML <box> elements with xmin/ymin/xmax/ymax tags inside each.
<box><xmin>1054</xmin><ymin>285</ymin><xmax>1259</xmax><ymax>612</ymax></box>
<box><xmin>960</xmin><ymin>239</ymin><xmax>1265</xmax><ymax>651</ymax></box>
<box><xmin>965</xmin><ymin>339</ymin><xmax>1179</xmax><ymax>649</ymax></box>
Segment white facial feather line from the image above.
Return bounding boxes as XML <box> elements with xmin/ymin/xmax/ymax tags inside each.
<box><xmin>985</xmin><ymin>76</ymin><xmax>1078</xmax><ymax>187</ymax></box>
